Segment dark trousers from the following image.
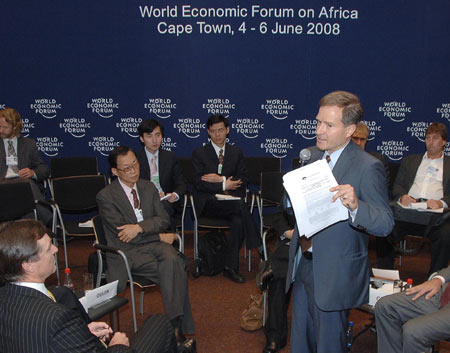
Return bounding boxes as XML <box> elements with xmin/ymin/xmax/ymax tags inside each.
<box><xmin>264</xmin><ymin>239</ymin><xmax>290</xmax><ymax>345</ymax></box>
<box><xmin>202</xmin><ymin>198</ymin><xmax>261</xmax><ymax>270</ymax></box>
<box><xmin>377</xmin><ymin>220</ymin><xmax>450</xmax><ymax>275</ymax></box>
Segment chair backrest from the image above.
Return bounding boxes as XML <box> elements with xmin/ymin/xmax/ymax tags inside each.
<box><xmin>245</xmin><ymin>157</ymin><xmax>281</xmax><ymax>186</ymax></box>
<box><xmin>92</xmin><ymin>215</ymin><xmax>107</xmax><ymax>246</ymax></box>
<box><xmin>178</xmin><ymin>157</ymin><xmax>194</xmax><ymax>186</ymax></box>
<box><xmin>50</xmin><ymin>157</ymin><xmax>98</xmax><ymax>178</ymax></box>
<box><xmin>0</xmin><ymin>180</ymin><xmax>36</xmax><ymax>221</ymax></box>
<box><xmin>260</xmin><ymin>171</ymin><xmax>285</xmax><ymax>204</ymax></box>
<box><xmin>52</xmin><ymin>174</ymin><xmax>106</xmax><ymax>211</ymax></box>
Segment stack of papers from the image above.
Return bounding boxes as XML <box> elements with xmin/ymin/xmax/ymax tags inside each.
<box><xmin>396</xmin><ymin>201</ymin><xmax>443</xmax><ymax>213</ymax></box>
<box><xmin>215</xmin><ymin>194</ymin><xmax>241</xmax><ymax>201</ymax></box>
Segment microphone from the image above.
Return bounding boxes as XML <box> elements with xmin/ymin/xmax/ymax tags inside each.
<box><xmin>299</xmin><ymin>148</ymin><xmax>311</xmax><ymax>167</ymax></box>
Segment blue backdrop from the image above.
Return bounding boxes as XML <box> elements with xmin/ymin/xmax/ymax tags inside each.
<box><xmin>1</xmin><ymin>1</ymin><xmax>449</xmax><ymax>174</ymax></box>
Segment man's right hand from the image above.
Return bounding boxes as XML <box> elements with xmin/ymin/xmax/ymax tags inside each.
<box><xmin>109</xmin><ymin>332</ymin><xmax>130</xmax><ymax>347</ymax></box>
<box><xmin>225</xmin><ymin>177</ymin><xmax>242</xmax><ymax>191</ymax></box>
<box><xmin>400</xmin><ymin>194</ymin><xmax>416</xmax><ymax>207</ymax></box>
<box><xmin>160</xmin><ymin>233</ymin><xmax>176</xmax><ymax>244</ymax></box>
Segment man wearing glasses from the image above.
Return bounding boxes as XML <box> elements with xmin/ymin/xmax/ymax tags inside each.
<box><xmin>97</xmin><ymin>146</ymin><xmax>196</xmax><ymax>353</ymax></box>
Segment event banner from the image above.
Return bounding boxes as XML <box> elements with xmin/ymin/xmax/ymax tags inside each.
<box><xmin>1</xmin><ymin>1</ymin><xmax>449</xmax><ymax>173</ymax></box>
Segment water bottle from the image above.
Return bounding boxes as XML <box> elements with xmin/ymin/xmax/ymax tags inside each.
<box><xmin>346</xmin><ymin>321</ymin><xmax>354</xmax><ymax>351</ymax></box>
<box><xmin>63</xmin><ymin>268</ymin><xmax>74</xmax><ymax>291</ymax></box>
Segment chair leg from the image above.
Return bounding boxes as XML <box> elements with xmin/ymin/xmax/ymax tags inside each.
<box><xmin>110</xmin><ymin>310</ymin><xmax>120</xmax><ymax>332</ymax></box>
<box><xmin>248</xmin><ymin>249</ymin><xmax>252</xmax><ymax>272</ymax></box>
<box><xmin>262</xmin><ymin>291</ymin><xmax>267</xmax><ymax>326</ymax></box>
<box><xmin>139</xmin><ymin>289</ymin><xmax>144</xmax><ymax>316</ymax></box>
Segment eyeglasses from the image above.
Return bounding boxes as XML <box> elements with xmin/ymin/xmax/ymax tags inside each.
<box><xmin>116</xmin><ymin>160</ymin><xmax>139</xmax><ymax>173</ymax></box>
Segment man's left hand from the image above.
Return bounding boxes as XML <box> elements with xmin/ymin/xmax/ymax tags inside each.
<box><xmin>406</xmin><ymin>277</ymin><xmax>442</xmax><ymax>301</ymax></box>
<box><xmin>330</xmin><ymin>184</ymin><xmax>358</xmax><ymax>211</ymax></box>
<box><xmin>201</xmin><ymin>173</ymin><xmax>223</xmax><ymax>183</ymax></box>
<box><xmin>427</xmin><ymin>199</ymin><xmax>443</xmax><ymax>210</ymax></box>
<box><xmin>18</xmin><ymin>168</ymin><xmax>35</xmax><ymax>179</ymax></box>
<box><xmin>160</xmin><ymin>233</ymin><xmax>176</xmax><ymax>244</ymax></box>
<box><xmin>116</xmin><ymin>224</ymin><xmax>142</xmax><ymax>243</ymax></box>
<box><xmin>166</xmin><ymin>193</ymin><xmax>178</xmax><ymax>203</ymax></box>
<box><xmin>88</xmin><ymin>322</ymin><xmax>113</xmax><ymax>341</ymax></box>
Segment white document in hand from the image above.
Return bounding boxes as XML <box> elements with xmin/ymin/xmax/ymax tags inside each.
<box><xmin>283</xmin><ymin>159</ymin><xmax>349</xmax><ymax>238</ymax></box>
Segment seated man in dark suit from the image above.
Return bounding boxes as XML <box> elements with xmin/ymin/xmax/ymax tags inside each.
<box><xmin>256</xmin><ymin>204</ymin><xmax>294</xmax><ymax>353</ymax></box>
<box><xmin>0</xmin><ymin>219</ymin><xmax>177</xmax><ymax>353</ymax></box>
<box><xmin>0</xmin><ymin>107</ymin><xmax>51</xmax><ymax>224</ymax></box>
<box><xmin>96</xmin><ymin>146</ymin><xmax>195</xmax><ymax>352</ymax></box>
<box><xmin>192</xmin><ymin>114</ymin><xmax>262</xmax><ymax>283</ymax></box>
<box><xmin>377</xmin><ymin>122</ymin><xmax>450</xmax><ymax>274</ymax></box>
<box><xmin>136</xmin><ymin>119</ymin><xmax>187</xmax><ymax>232</ymax></box>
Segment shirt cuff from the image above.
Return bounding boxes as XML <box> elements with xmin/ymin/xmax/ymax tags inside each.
<box><xmin>222</xmin><ymin>176</ymin><xmax>226</xmax><ymax>191</ymax></box>
<box><xmin>173</xmin><ymin>192</ymin><xmax>180</xmax><ymax>201</ymax></box>
<box><xmin>349</xmin><ymin>207</ymin><xmax>358</xmax><ymax>222</ymax></box>
<box><xmin>433</xmin><ymin>274</ymin><xmax>446</xmax><ymax>286</ymax></box>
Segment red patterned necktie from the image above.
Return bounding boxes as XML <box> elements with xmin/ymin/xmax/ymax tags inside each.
<box><xmin>130</xmin><ymin>189</ymin><xmax>140</xmax><ymax>209</ymax></box>
<box><xmin>219</xmin><ymin>149</ymin><xmax>224</xmax><ymax>165</ymax></box>
<box><xmin>441</xmin><ymin>283</ymin><xmax>450</xmax><ymax>308</ymax></box>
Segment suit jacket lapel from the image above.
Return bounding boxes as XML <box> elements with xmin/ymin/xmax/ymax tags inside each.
<box><xmin>111</xmin><ymin>180</ymin><xmax>137</xmax><ymax>222</ymax></box>
<box><xmin>332</xmin><ymin>143</ymin><xmax>356</xmax><ymax>183</ymax></box>
<box><xmin>158</xmin><ymin>150</ymin><xmax>168</xmax><ymax>186</ymax></box>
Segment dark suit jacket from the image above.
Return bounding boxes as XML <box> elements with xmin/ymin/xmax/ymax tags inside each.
<box><xmin>136</xmin><ymin>148</ymin><xmax>186</xmax><ymax>198</ymax></box>
<box><xmin>0</xmin><ymin>283</ymin><xmax>133</xmax><ymax>352</ymax></box>
<box><xmin>286</xmin><ymin>141</ymin><xmax>394</xmax><ymax>311</ymax></box>
<box><xmin>191</xmin><ymin>143</ymin><xmax>248</xmax><ymax>214</ymax></box>
<box><xmin>392</xmin><ymin>153</ymin><xmax>450</xmax><ymax>205</ymax></box>
<box><xmin>96</xmin><ymin>179</ymin><xmax>170</xmax><ymax>251</ymax></box>
<box><xmin>0</xmin><ymin>136</ymin><xmax>50</xmax><ymax>182</ymax></box>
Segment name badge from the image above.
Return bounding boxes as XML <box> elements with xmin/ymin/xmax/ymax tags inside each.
<box><xmin>426</xmin><ymin>165</ymin><xmax>439</xmax><ymax>177</ymax></box>
<box><xmin>218</xmin><ymin>164</ymin><xmax>223</xmax><ymax>175</ymax></box>
<box><xmin>6</xmin><ymin>156</ymin><xmax>18</xmax><ymax>166</ymax></box>
<box><xmin>134</xmin><ymin>208</ymin><xmax>144</xmax><ymax>222</ymax></box>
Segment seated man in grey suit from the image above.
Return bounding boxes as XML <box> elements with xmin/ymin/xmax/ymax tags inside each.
<box><xmin>375</xmin><ymin>264</ymin><xmax>450</xmax><ymax>353</ymax></box>
<box><xmin>96</xmin><ymin>146</ymin><xmax>195</xmax><ymax>352</ymax></box>
<box><xmin>377</xmin><ymin>122</ymin><xmax>450</xmax><ymax>273</ymax></box>
<box><xmin>0</xmin><ymin>107</ymin><xmax>51</xmax><ymax>224</ymax></box>
<box><xmin>136</xmin><ymin>119</ymin><xmax>187</xmax><ymax>232</ymax></box>
<box><xmin>0</xmin><ymin>219</ymin><xmax>177</xmax><ymax>353</ymax></box>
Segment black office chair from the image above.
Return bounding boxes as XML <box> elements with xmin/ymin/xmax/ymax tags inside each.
<box><xmin>0</xmin><ymin>180</ymin><xmax>60</xmax><ymax>283</ymax></box>
<box><xmin>92</xmin><ymin>215</ymin><xmax>182</xmax><ymax>330</ymax></box>
<box><xmin>50</xmin><ymin>156</ymin><xmax>99</xmax><ymax>178</ymax></box>
<box><xmin>51</xmin><ymin>174</ymin><xmax>106</xmax><ymax>269</ymax></box>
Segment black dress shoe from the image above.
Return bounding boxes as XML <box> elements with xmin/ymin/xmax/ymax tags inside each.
<box><xmin>223</xmin><ymin>268</ymin><xmax>246</xmax><ymax>283</ymax></box>
<box><xmin>262</xmin><ymin>340</ymin><xmax>281</xmax><ymax>353</ymax></box>
<box><xmin>256</xmin><ymin>261</ymin><xmax>274</xmax><ymax>291</ymax></box>
<box><xmin>177</xmin><ymin>337</ymin><xmax>197</xmax><ymax>353</ymax></box>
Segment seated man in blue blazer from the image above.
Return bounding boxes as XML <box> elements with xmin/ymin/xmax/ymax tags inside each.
<box><xmin>0</xmin><ymin>219</ymin><xmax>177</xmax><ymax>353</ymax></box>
<box><xmin>136</xmin><ymin>119</ymin><xmax>187</xmax><ymax>232</ymax></box>
<box><xmin>192</xmin><ymin>114</ymin><xmax>262</xmax><ymax>283</ymax></box>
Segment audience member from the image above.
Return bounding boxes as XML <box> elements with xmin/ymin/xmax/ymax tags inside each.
<box><xmin>136</xmin><ymin>119</ymin><xmax>187</xmax><ymax>231</ymax></box>
<box><xmin>0</xmin><ymin>219</ymin><xmax>177</xmax><ymax>353</ymax></box>
<box><xmin>375</xmin><ymin>264</ymin><xmax>450</xmax><ymax>353</ymax></box>
<box><xmin>256</xmin><ymin>202</ymin><xmax>294</xmax><ymax>353</ymax></box>
<box><xmin>377</xmin><ymin>122</ymin><xmax>450</xmax><ymax>274</ymax></box>
<box><xmin>285</xmin><ymin>91</ymin><xmax>393</xmax><ymax>353</ymax></box>
<box><xmin>191</xmin><ymin>114</ymin><xmax>262</xmax><ymax>283</ymax></box>
<box><xmin>96</xmin><ymin>146</ymin><xmax>195</xmax><ymax>352</ymax></box>
<box><xmin>0</xmin><ymin>107</ymin><xmax>51</xmax><ymax>224</ymax></box>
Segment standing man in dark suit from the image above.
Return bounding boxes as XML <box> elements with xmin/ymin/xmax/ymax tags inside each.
<box><xmin>377</xmin><ymin>122</ymin><xmax>450</xmax><ymax>274</ymax></box>
<box><xmin>96</xmin><ymin>146</ymin><xmax>195</xmax><ymax>352</ymax></box>
<box><xmin>285</xmin><ymin>91</ymin><xmax>394</xmax><ymax>353</ymax></box>
<box><xmin>0</xmin><ymin>219</ymin><xmax>173</xmax><ymax>353</ymax></box>
<box><xmin>192</xmin><ymin>114</ymin><xmax>262</xmax><ymax>283</ymax></box>
<box><xmin>136</xmin><ymin>119</ymin><xmax>187</xmax><ymax>232</ymax></box>
<box><xmin>0</xmin><ymin>107</ymin><xmax>51</xmax><ymax>223</ymax></box>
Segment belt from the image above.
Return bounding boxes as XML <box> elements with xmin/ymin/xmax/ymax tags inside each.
<box><xmin>302</xmin><ymin>251</ymin><xmax>313</xmax><ymax>260</ymax></box>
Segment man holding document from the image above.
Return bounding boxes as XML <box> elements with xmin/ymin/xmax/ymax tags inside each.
<box><xmin>285</xmin><ymin>91</ymin><xmax>394</xmax><ymax>353</ymax></box>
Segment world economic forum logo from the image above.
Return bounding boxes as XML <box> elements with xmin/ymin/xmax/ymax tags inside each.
<box><xmin>406</xmin><ymin>121</ymin><xmax>429</xmax><ymax>143</ymax></box>
<box><xmin>231</xmin><ymin>117</ymin><xmax>264</xmax><ymax>139</ymax></box>
<box><xmin>377</xmin><ymin>140</ymin><xmax>410</xmax><ymax>161</ymax></box>
<box><xmin>437</xmin><ymin>102</ymin><xmax>450</xmax><ymax>121</ymax></box>
<box><xmin>59</xmin><ymin>117</ymin><xmax>91</xmax><ymax>138</ymax></box>
<box><xmin>361</xmin><ymin>120</ymin><xmax>381</xmax><ymax>141</ymax></box>
<box><xmin>116</xmin><ymin>117</ymin><xmax>143</xmax><ymax>138</ymax></box>
<box><xmin>30</xmin><ymin>99</ymin><xmax>62</xmax><ymax>119</ymax></box>
<box><xmin>144</xmin><ymin>98</ymin><xmax>177</xmax><ymax>119</ymax></box>
<box><xmin>88</xmin><ymin>137</ymin><xmax>120</xmax><ymax>156</ymax></box>
<box><xmin>378</xmin><ymin>101</ymin><xmax>412</xmax><ymax>123</ymax></box>
<box><xmin>202</xmin><ymin>98</ymin><xmax>235</xmax><ymax>118</ymax></box>
<box><xmin>290</xmin><ymin>119</ymin><xmax>316</xmax><ymax>140</ymax></box>
<box><xmin>173</xmin><ymin>118</ymin><xmax>205</xmax><ymax>138</ymax></box>
<box><xmin>260</xmin><ymin>138</ymin><xmax>293</xmax><ymax>158</ymax></box>
<box><xmin>87</xmin><ymin>98</ymin><xmax>119</xmax><ymax>118</ymax></box>
<box><xmin>261</xmin><ymin>99</ymin><xmax>294</xmax><ymax>120</ymax></box>
<box><xmin>36</xmin><ymin>137</ymin><xmax>63</xmax><ymax>157</ymax></box>
<box><xmin>21</xmin><ymin>117</ymin><xmax>35</xmax><ymax>138</ymax></box>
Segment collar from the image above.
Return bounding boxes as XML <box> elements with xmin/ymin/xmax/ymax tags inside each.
<box><xmin>144</xmin><ymin>147</ymin><xmax>159</xmax><ymax>160</ymax></box>
<box><xmin>323</xmin><ymin>140</ymin><xmax>350</xmax><ymax>165</ymax></box>
<box><xmin>118</xmin><ymin>177</ymin><xmax>138</xmax><ymax>195</ymax></box>
<box><xmin>211</xmin><ymin>141</ymin><xmax>226</xmax><ymax>155</ymax></box>
<box><xmin>424</xmin><ymin>151</ymin><xmax>444</xmax><ymax>162</ymax></box>
<box><xmin>14</xmin><ymin>281</ymin><xmax>50</xmax><ymax>298</ymax></box>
